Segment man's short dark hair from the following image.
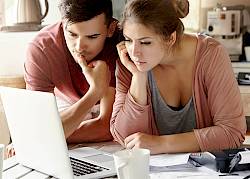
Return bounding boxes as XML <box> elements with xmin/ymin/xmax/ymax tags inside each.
<box><xmin>59</xmin><ymin>0</ymin><xmax>113</xmax><ymax>26</ymax></box>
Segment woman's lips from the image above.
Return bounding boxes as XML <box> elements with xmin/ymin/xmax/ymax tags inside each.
<box><xmin>134</xmin><ymin>61</ymin><xmax>146</xmax><ymax>65</ymax></box>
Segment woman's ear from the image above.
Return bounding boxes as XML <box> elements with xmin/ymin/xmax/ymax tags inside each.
<box><xmin>168</xmin><ymin>31</ymin><xmax>177</xmax><ymax>46</ymax></box>
<box><xmin>107</xmin><ymin>21</ymin><xmax>117</xmax><ymax>37</ymax></box>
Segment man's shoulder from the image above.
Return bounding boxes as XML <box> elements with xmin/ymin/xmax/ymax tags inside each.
<box><xmin>26</xmin><ymin>22</ymin><xmax>69</xmax><ymax>69</ymax></box>
<box><xmin>30</xmin><ymin>22</ymin><xmax>64</xmax><ymax>50</ymax></box>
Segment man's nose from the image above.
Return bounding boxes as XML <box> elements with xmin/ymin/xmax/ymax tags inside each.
<box><xmin>75</xmin><ymin>38</ymin><xmax>87</xmax><ymax>52</ymax></box>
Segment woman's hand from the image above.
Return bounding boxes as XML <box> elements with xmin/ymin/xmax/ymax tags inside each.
<box><xmin>117</xmin><ymin>41</ymin><xmax>148</xmax><ymax>105</ymax></box>
<box><xmin>124</xmin><ymin>132</ymin><xmax>164</xmax><ymax>154</ymax></box>
<box><xmin>116</xmin><ymin>41</ymin><xmax>140</xmax><ymax>75</ymax></box>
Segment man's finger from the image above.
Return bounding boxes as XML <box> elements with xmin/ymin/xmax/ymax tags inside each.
<box><xmin>77</xmin><ymin>58</ymin><xmax>88</xmax><ymax>72</ymax></box>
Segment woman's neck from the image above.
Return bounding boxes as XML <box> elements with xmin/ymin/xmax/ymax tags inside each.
<box><xmin>159</xmin><ymin>33</ymin><xmax>197</xmax><ymax>67</ymax></box>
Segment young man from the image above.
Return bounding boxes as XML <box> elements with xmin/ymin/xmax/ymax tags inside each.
<box><xmin>24</xmin><ymin>0</ymin><xmax>122</xmax><ymax>143</ymax></box>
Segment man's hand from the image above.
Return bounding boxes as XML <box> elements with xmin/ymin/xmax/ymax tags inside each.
<box><xmin>6</xmin><ymin>143</ymin><xmax>15</xmax><ymax>158</ymax></box>
<box><xmin>78</xmin><ymin>58</ymin><xmax>111</xmax><ymax>99</ymax></box>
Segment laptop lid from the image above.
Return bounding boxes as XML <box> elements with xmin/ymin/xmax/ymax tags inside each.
<box><xmin>1</xmin><ymin>87</ymin><xmax>117</xmax><ymax>179</ymax></box>
<box><xmin>0</xmin><ymin>86</ymin><xmax>74</xmax><ymax>178</ymax></box>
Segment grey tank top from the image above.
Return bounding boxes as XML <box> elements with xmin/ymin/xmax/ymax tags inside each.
<box><xmin>148</xmin><ymin>71</ymin><xmax>196</xmax><ymax>135</ymax></box>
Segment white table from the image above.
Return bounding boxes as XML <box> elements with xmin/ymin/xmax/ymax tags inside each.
<box><xmin>3</xmin><ymin>141</ymin><xmax>250</xmax><ymax>179</ymax></box>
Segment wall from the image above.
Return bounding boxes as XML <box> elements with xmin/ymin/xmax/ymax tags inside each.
<box><xmin>112</xmin><ymin>0</ymin><xmax>126</xmax><ymax>20</ymax></box>
<box><xmin>0</xmin><ymin>0</ymin><xmax>5</xmax><ymax>26</ymax></box>
<box><xmin>1</xmin><ymin>0</ymin><xmax>125</xmax><ymax>26</ymax></box>
<box><xmin>0</xmin><ymin>32</ymin><xmax>37</xmax><ymax>76</ymax></box>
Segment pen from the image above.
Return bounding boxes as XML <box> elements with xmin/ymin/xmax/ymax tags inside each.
<box><xmin>228</xmin><ymin>153</ymin><xmax>241</xmax><ymax>173</ymax></box>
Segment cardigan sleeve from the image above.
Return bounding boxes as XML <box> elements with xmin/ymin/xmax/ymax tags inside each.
<box><xmin>194</xmin><ymin>42</ymin><xmax>246</xmax><ymax>151</ymax></box>
<box><xmin>110</xmin><ymin>60</ymin><xmax>155</xmax><ymax>145</ymax></box>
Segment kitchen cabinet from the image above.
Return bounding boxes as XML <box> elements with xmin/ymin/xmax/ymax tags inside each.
<box><xmin>239</xmin><ymin>86</ymin><xmax>250</xmax><ymax>116</ymax></box>
<box><xmin>232</xmin><ymin>63</ymin><xmax>250</xmax><ymax>128</ymax></box>
<box><xmin>239</xmin><ymin>86</ymin><xmax>250</xmax><ymax>131</ymax></box>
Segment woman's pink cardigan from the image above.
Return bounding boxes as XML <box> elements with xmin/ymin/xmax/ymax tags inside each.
<box><xmin>111</xmin><ymin>35</ymin><xmax>246</xmax><ymax>151</ymax></box>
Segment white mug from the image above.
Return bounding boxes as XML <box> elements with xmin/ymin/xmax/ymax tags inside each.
<box><xmin>113</xmin><ymin>148</ymin><xmax>150</xmax><ymax>179</ymax></box>
<box><xmin>0</xmin><ymin>144</ymin><xmax>4</xmax><ymax>179</ymax></box>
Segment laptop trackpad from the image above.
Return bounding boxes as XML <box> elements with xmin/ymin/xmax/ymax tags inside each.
<box><xmin>70</xmin><ymin>147</ymin><xmax>114</xmax><ymax>163</ymax></box>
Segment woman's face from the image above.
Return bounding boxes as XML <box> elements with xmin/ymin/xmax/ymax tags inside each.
<box><xmin>123</xmin><ymin>21</ymin><xmax>168</xmax><ymax>72</ymax></box>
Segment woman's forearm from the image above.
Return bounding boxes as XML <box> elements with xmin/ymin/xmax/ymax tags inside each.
<box><xmin>159</xmin><ymin>132</ymin><xmax>200</xmax><ymax>153</ymax></box>
<box><xmin>129</xmin><ymin>73</ymin><xmax>148</xmax><ymax>105</ymax></box>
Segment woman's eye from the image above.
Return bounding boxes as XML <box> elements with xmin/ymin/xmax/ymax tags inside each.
<box><xmin>141</xmin><ymin>42</ymin><xmax>151</xmax><ymax>45</ymax></box>
<box><xmin>124</xmin><ymin>39</ymin><xmax>132</xmax><ymax>43</ymax></box>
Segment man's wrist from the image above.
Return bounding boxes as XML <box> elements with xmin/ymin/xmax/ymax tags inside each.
<box><xmin>87</xmin><ymin>87</ymin><xmax>103</xmax><ymax>101</ymax></box>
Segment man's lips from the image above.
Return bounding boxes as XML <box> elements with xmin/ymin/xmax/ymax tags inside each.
<box><xmin>74</xmin><ymin>53</ymin><xmax>88</xmax><ymax>62</ymax></box>
<box><xmin>76</xmin><ymin>53</ymin><xmax>85</xmax><ymax>58</ymax></box>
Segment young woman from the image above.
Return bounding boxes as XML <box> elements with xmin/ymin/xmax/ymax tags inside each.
<box><xmin>111</xmin><ymin>0</ymin><xmax>246</xmax><ymax>154</ymax></box>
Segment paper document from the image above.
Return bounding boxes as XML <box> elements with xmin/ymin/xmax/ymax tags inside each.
<box><xmin>150</xmin><ymin>153</ymin><xmax>190</xmax><ymax>167</ymax></box>
<box><xmin>239</xmin><ymin>151</ymin><xmax>250</xmax><ymax>164</ymax></box>
<box><xmin>149</xmin><ymin>153</ymin><xmax>194</xmax><ymax>172</ymax></box>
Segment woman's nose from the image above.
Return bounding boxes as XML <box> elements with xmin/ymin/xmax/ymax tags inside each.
<box><xmin>131</xmin><ymin>42</ymin><xmax>141</xmax><ymax>58</ymax></box>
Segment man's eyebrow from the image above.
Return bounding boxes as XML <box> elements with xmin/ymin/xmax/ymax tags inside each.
<box><xmin>65</xmin><ymin>29</ymin><xmax>100</xmax><ymax>37</ymax></box>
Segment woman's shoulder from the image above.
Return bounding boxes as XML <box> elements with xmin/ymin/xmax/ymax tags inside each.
<box><xmin>194</xmin><ymin>34</ymin><xmax>229</xmax><ymax>62</ymax></box>
<box><xmin>196</xmin><ymin>34</ymin><xmax>225</xmax><ymax>52</ymax></box>
<box><xmin>193</xmin><ymin>34</ymin><xmax>231</xmax><ymax>73</ymax></box>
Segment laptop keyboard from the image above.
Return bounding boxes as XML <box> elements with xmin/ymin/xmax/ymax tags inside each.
<box><xmin>70</xmin><ymin>157</ymin><xmax>109</xmax><ymax>176</ymax></box>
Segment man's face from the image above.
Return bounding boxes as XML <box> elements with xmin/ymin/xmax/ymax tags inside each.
<box><xmin>63</xmin><ymin>13</ymin><xmax>111</xmax><ymax>63</ymax></box>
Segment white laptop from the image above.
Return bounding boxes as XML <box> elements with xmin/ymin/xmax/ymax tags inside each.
<box><xmin>0</xmin><ymin>86</ymin><xmax>116</xmax><ymax>179</ymax></box>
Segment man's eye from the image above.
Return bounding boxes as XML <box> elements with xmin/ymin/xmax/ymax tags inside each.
<box><xmin>68</xmin><ymin>32</ymin><xmax>77</xmax><ymax>37</ymax></box>
<box><xmin>88</xmin><ymin>36</ymin><xmax>98</xmax><ymax>39</ymax></box>
<box><xmin>141</xmin><ymin>42</ymin><xmax>151</xmax><ymax>45</ymax></box>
